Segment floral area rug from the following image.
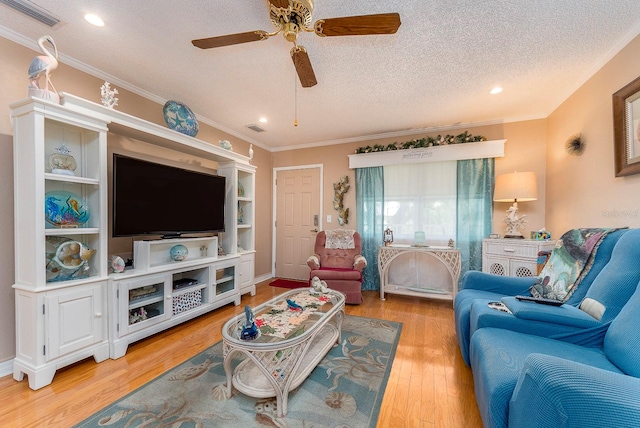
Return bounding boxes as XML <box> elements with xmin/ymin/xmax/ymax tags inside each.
<box><xmin>75</xmin><ymin>315</ymin><xmax>401</xmax><ymax>428</ymax></box>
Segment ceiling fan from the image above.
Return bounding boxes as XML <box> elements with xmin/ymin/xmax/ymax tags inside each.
<box><xmin>192</xmin><ymin>0</ymin><xmax>401</xmax><ymax>88</ymax></box>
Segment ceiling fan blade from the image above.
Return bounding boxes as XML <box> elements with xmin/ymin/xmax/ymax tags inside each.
<box><xmin>291</xmin><ymin>46</ymin><xmax>317</xmax><ymax>88</ymax></box>
<box><xmin>268</xmin><ymin>0</ymin><xmax>290</xmax><ymax>9</ymax></box>
<box><xmin>192</xmin><ymin>30</ymin><xmax>269</xmax><ymax>49</ymax></box>
<box><xmin>314</xmin><ymin>13</ymin><xmax>401</xmax><ymax>37</ymax></box>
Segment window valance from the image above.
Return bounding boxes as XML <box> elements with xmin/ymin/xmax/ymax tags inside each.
<box><xmin>348</xmin><ymin>139</ymin><xmax>506</xmax><ymax>169</ymax></box>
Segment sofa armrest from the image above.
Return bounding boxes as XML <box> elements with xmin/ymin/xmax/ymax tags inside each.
<box><xmin>509</xmin><ymin>354</ymin><xmax>640</xmax><ymax>428</ymax></box>
<box><xmin>307</xmin><ymin>255</ymin><xmax>320</xmax><ymax>270</ymax></box>
<box><xmin>353</xmin><ymin>255</ymin><xmax>367</xmax><ymax>271</ymax></box>
<box><xmin>460</xmin><ymin>270</ymin><xmax>535</xmax><ymax>295</ymax></box>
<box><xmin>501</xmin><ymin>297</ymin><xmax>602</xmax><ymax>329</ymax></box>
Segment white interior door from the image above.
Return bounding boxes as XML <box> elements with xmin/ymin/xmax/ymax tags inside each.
<box><xmin>274</xmin><ymin>167</ymin><xmax>321</xmax><ymax>280</ymax></box>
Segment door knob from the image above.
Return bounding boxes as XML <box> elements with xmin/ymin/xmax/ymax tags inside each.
<box><xmin>311</xmin><ymin>228</ymin><xmax>318</xmax><ymax>233</ymax></box>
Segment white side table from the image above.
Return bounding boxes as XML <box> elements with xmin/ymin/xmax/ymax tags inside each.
<box><xmin>482</xmin><ymin>238</ymin><xmax>556</xmax><ymax>277</ymax></box>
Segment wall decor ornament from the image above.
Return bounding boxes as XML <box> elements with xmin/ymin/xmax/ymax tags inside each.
<box><xmin>45</xmin><ymin>190</ymin><xmax>90</xmax><ymax>227</ymax></box>
<box><xmin>333</xmin><ymin>175</ymin><xmax>350</xmax><ymax>226</ymax></box>
<box><xmin>163</xmin><ymin>100</ymin><xmax>199</xmax><ymax>137</ymax></box>
<box><xmin>100</xmin><ymin>81</ymin><xmax>119</xmax><ymax>108</ymax></box>
<box><xmin>565</xmin><ymin>133</ymin><xmax>585</xmax><ymax>155</ymax></box>
<box><xmin>354</xmin><ymin>131</ymin><xmax>486</xmax><ymax>154</ymax></box>
<box><xmin>613</xmin><ymin>75</ymin><xmax>640</xmax><ymax>176</ymax></box>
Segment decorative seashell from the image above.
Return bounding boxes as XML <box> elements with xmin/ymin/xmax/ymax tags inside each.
<box><xmin>97</xmin><ymin>409</ymin><xmax>134</xmax><ymax>425</ymax></box>
<box><xmin>168</xmin><ymin>358</ymin><xmax>212</xmax><ymax>381</ymax></box>
<box><xmin>325</xmin><ymin>391</ymin><xmax>357</xmax><ymax>416</ymax></box>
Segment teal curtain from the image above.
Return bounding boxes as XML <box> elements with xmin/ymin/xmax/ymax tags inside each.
<box><xmin>457</xmin><ymin>158</ymin><xmax>494</xmax><ymax>286</ymax></box>
<box><xmin>356</xmin><ymin>167</ymin><xmax>384</xmax><ymax>291</ymax></box>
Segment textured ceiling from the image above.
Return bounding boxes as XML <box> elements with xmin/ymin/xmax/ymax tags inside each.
<box><xmin>2</xmin><ymin>1</ymin><xmax>640</xmax><ymax>151</ymax></box>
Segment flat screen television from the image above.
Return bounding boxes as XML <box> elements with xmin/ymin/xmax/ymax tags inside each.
<box><xmin>112</xmin><ymin>154</ymin><xmax>226</xmax><ymax>238</ymax></box>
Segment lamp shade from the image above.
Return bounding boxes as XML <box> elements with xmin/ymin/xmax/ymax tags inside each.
<box><xmin>493</xmin><ymin>171</ymin><xmax>538</xmax><ymax>202</ymax></box>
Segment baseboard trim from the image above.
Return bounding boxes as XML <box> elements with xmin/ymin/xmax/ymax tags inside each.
<box><xmin>255</xmin><ymin>273</ymin><xmax>273</xmax><ymax>284</ymax></box>
<box><xmin>0</xmin><ymin>359</ymin><xmax>13</xmax><ymax>379</ymax></box>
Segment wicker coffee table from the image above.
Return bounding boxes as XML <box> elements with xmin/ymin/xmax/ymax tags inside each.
<box><xmin>222</xmin><ymin>288</ymin><xmax>345</xmax><ymax>416</ymax></box>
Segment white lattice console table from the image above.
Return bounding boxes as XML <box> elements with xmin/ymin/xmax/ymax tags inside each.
<box><xmin>378</xmin><ymin>245</ymin><xmax>461</xmax><ymax>301</ymax></box>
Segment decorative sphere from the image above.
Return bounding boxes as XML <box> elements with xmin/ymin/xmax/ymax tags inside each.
<box><xmin>170</xmin><ymin>244</ymin><xmax>188</xmax><ymax>261</ymax></box>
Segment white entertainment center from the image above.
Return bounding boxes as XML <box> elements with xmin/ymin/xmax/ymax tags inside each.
<box><xmin>10</xmin><ymin>94</ymin><xmax>256</xmax><ymax>389</ymax></box>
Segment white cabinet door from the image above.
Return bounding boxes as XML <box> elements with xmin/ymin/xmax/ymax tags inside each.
<box><xmin>239</xmin><ymin>252</ymin><xmax>255</xmax><ymax>296</ymax></box>
<box><xmin>46</xmin><ymin>282</ymin><xmax>105</xmax><ymax>360</ymax></box>
<box><xmin>118</xmin><ymin>274</ymin><xmax>171</xmax><ymax>335</ymax></box>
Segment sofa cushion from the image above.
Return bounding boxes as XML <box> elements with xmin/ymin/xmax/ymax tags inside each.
<box><xmin>579</xmin><ymin>228</ymin><xmax>640</xmax><ymax>324</ymax></box>
<box><xmin>470</xmin><ymin>328</ymin><xmax>623</xmax><ymax>428</ymax></box>
<box><xmin>604</xmin><ymin>282</ymin><xmax>640</xmax><ymax>377</ymax></box>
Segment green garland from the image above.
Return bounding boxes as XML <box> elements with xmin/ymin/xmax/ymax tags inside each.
<box><xmin>354</xmin><ymin>131</ymin><xmax>486</xmax><ymax>154</ymax></box>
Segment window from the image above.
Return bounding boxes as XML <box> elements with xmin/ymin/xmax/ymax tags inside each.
<box><xmin>383</xmin><ymin>161</ymin><xmax>457</xmax><ymax>246</ymax></box>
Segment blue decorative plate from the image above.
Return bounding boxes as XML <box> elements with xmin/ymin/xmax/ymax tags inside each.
<box><xmin>45</xmin><ymin>190</ymin><xmax>90</xmax><ymax>227</ymax></box>
<box><xmin>163</xmin><ymin>100</ymin><xmax>199</xmax><ymax>137</ymax></box>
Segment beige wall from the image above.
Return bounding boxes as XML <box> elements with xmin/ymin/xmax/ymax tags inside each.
<box><xmin>546</xmin><ymin>34</ymin><xmax>640</xmax><ymax>232</ymax></box>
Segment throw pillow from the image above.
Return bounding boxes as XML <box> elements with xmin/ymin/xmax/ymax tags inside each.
<box><xmin>529</xmin><ymin>228</ymin><xmax>614</xmax><ymax>301</ymax></box>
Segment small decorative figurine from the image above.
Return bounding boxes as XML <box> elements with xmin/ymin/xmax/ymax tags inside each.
<box><xmin>383</xmin><ymin>228</ymin><xmax>394</xmax><ymax>246</ymax></box>
<box><xmin>448</xmin><ymin>239</ymin><xmax>455</xmax><ymax>248</ymax></box>
<box><xmin>219</xmin><ymin>139</ymin><xmax>232</xmax><ymax>150</ymax></box>
<box><xmin>240</xmin><ymin>305</ymin><xmax>260</xmax><ymax>340</ymax></box>
<box><xmin>311</xmin><ymin>276</ymin><xmax>330</xmax><ymax>294</ymax></box>
<box><xmin>286</xmin><ymin>299</ymin><xmax>303</xmax><ymax>311</ymax></box>
<box><xmin>110</xmin><ymin>255</ymin><xmax>126</xmax><ymax>273</ymax></box>
<box><xmin>170</xmin><ymin>244</ymin><xmax>188</xmax><ymax>261</ymax></box>
<box><xmin>28</xmin><ymin>35</ymin><xmax>59</xmax><ymax>101</ymax></box>
<box><xmin>249</xmin><ymin>144</ymin><xmax>254</xmax><ymax>162</ymax></box>
<box><xmin>49</xmin><ymin>144</ymin><xmax>77</xmax><ymax>176</ymax></box>
<box><xmin>100</xmin><ymin>81</ymin><xmax>119</xmax><ymax>108</ymax></box>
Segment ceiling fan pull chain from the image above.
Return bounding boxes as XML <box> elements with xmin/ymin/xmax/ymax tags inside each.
<box><xmin>294</xmin><ymin>71</ymin><xmax>298</xmax><ymax>127</ymax></box>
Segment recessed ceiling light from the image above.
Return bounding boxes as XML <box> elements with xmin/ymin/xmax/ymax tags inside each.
<box><xmin>490</xmin><ymin>86</ymin><xmax>503</xmax><ymax>95</ymax></box>
<box><xmin>259</xmin><ymin>117</ymin><xmax>268</xmax><ymax>123</ymax></box>
<box><xmin>84</xmin><ymin>13</ymin><xmax>104</xmax><ymax>27</ymax></box>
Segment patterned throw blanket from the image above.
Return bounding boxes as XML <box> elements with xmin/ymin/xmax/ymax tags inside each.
<box><xmin>325</xmin><ymin>229</ymin><xmax>356</xmax><ymax>249</ymax></box>
<box><xmin>530</xmin><ymin>228</ymin><xmax>620</xmax><ymax>301</ymax></box>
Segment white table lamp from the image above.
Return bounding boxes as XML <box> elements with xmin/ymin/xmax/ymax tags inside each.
<box><xmin>493</xmin><ymin>171</ymin><xmax>537</xmax><ymax>238</ymax></box>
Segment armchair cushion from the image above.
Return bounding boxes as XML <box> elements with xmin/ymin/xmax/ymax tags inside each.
<box><xmin>308</xmin><ymin>230</ymin><xmax>365</xmax><ymax>304</ymax></box>
<box><xmin>306</xmin><ymin>255</ymin><xmax>320</xmax><ymax>270</ymax></box>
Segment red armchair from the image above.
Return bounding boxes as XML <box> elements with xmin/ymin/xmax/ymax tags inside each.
<box><xmin>307</xmin><ymin>230</ymin><xmax>367</xmax><ymax>304</ymax></box>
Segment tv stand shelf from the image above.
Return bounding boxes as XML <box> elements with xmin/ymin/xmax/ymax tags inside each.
<box><xmin>11</xmin><ymin>95</ymin><xmax>256</xmax><ymax>389</ymax></box>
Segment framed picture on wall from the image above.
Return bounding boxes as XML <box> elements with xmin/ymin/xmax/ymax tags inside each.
<box><xmin>613</xmin><ymin>75</ymin><xmax>640</xmax><ymax>176</ymax></box>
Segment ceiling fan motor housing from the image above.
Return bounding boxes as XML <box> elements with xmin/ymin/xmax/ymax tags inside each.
<box><xmin>270</xmin><ymin>0</ymin><xmax>314</xmax><ymax>34</ymax></box>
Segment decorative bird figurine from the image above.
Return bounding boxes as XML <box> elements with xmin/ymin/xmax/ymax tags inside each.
<box><xmin>249</xmin><ymin>144</ymin><xmax>254</xmax><ymax>162</ymax></box>
<box><xmin>286</xmin><ymin>299</ymin><xmax>303</xmax><ymax>311</ymax></box>
<box><xmin>28</xmin><ymin>35</ymin><xmax>59</xmax><ymax>94</ymax></box>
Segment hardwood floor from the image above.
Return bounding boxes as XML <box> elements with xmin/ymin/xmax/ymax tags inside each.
<box><xmin>0</xmin><ymin>280</ymin><xmax>482</xmax><ymax>427</ymax></box>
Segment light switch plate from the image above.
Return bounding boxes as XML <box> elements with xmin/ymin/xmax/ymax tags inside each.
<box><xmin>327</xmin><ymin>215</ymin><xmax>332</xmax><ymax>223</ymax></box>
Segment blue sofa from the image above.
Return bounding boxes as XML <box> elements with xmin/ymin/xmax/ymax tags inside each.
<box><xmin>454</xmin><ymin>228</ymin><xmax>628</xmax><ymax>365</ymax></box>
<box><xmin>470</xmin><ymin>280</ymin><xmax>640</xmax><ymax>427</ymax></box>
<box><xmin>465</xmin><ymin>228</ymin><xmax>640</xmax><ymax>427</ymax></box>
